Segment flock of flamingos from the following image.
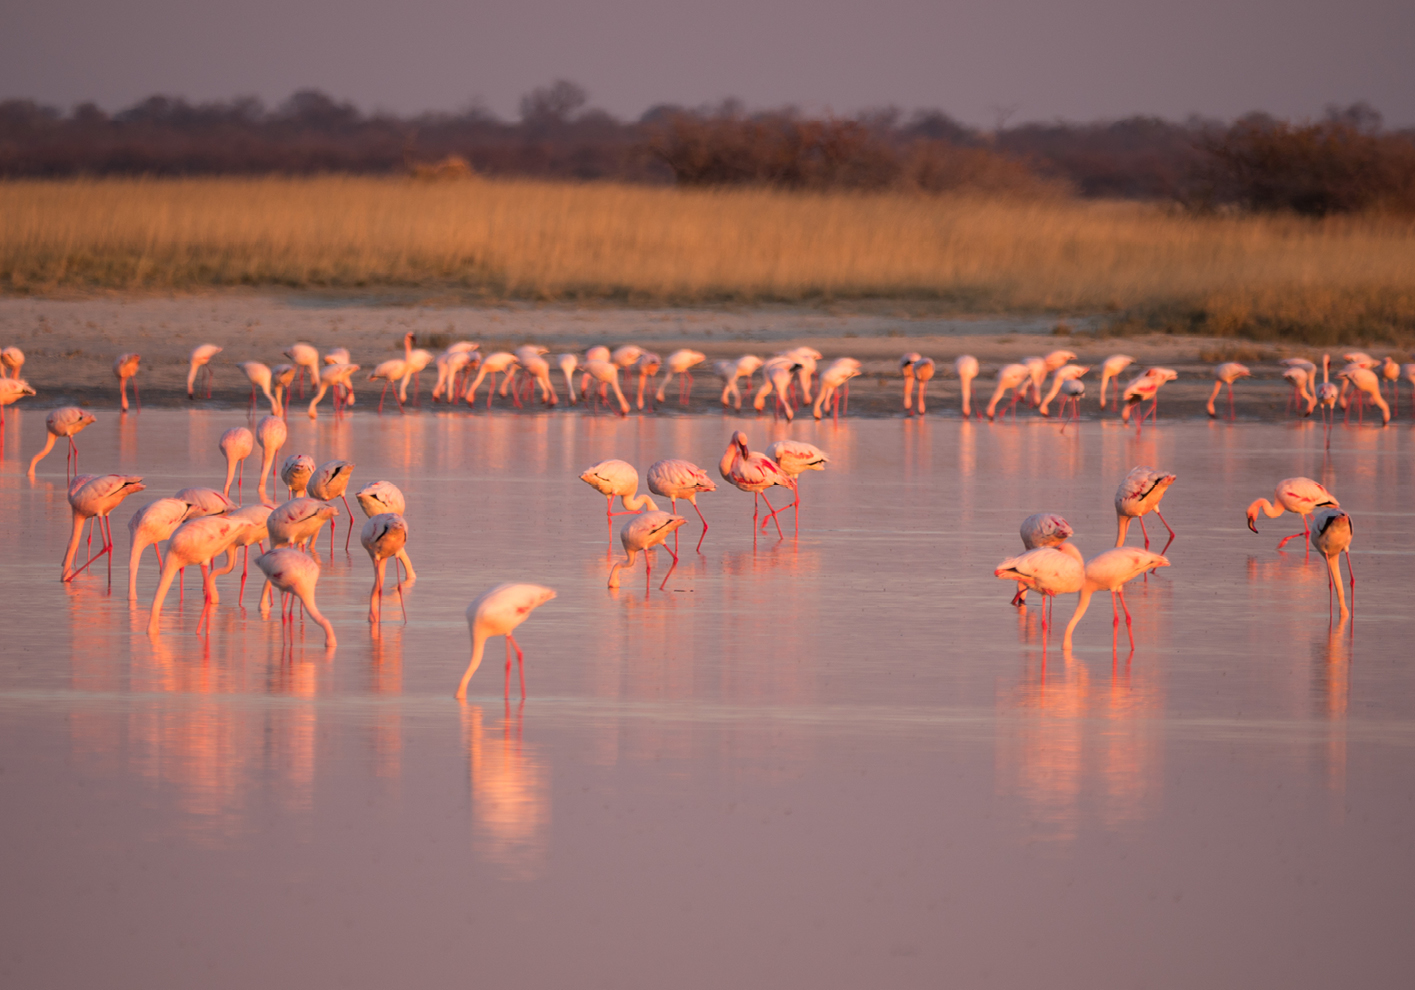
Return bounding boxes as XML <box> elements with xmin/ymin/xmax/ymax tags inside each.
<box><xmin>0</xmin><ymin>333</ymin><xmax>1393</xmax><ymax>699</ymax></box>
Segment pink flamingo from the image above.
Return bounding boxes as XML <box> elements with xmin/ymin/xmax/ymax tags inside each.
<box><xmin>580</xmin><ymin>460</ymin><xmax>659</xmax><ymax>530</ymax></box>
<box><xmin>1011</xmin><ymin>513</ymin><xmax>1074</xmax><ymax>606</ymax></box>
<box><xmin>1115</xmin><ymin>466</ymin><xmax>1176</xmax><ymax>550</ymax></box>
<box><xmin>900</xmin><ymin>353</ymin><xmax>923</xmax><ymax>410</ymax></box>
<box><xmin>186</xmin><ymin>344</ymin><xmax>222</xmax><ymax>399</ymax></box>
<box><xmin>656</xmin><ymin>349</ymin><xmax>706</xmax><ymax>405</ymax></box>
<box><xmin>284</xmin><ymin>343</ymin><xmax>321</xmax><ymax>399</ymax></box>
<box><xmin>985</xmin><ymin>364</ymin><xmax>1030</xmax><ymax>420</ymax></box>
<box><xmin>219</xmin><ymin>427</ymin><xmax>255</xmax><ymax>501</ymax></box>
<box><xmin>608</xmin><ymin>512</ymin><xmax>689</xmax><ymax>591</ymax></box>
<box><xmin>1310</xmin><ymin>507</ymin><xmax>1354</xmax><ymax>618</ymax></box>
<box><xmin>1206</xmin><ymin>362</ymin><xmax>1251</xmax><ymax>420</ymax></box>
<box><xmin>211</xmin><ymin>503</ymin><xmax>274</xmax><ymax>605</ymax></box>
<box><xmin>239</xmin><ymin>362</ymin><xmax>280</xmax><ymax>416</ymax></box>
<box><xmin>62</xmin><ymin>474</ymin><xmax>146</xmax><ymax>582</ymax></box>
<box><xmin>355</xmin><ymin>480</ymin><xmax>417</xmax><ymax>580</ymax></box>
<box><xmin>255</xmin><ymin>415</ymin><xmax>287</xmax><ymax>505</ymax></box>
<box><xmin>146</xmin><ymin>514</ymin><xmax>250</xmax><ymax>635</ymax></box>
<box><xmin>27</xmin><ymin>407</ymin><xmax>96</xmax><ymax>480</ymax></box>
<box><xmin>360</xmin><ymin>512</ymin><xmax>409</xmax><ymax>623</ymax></box>
<box><xmin>113</xmin><ymin>353</ymin><xmax>141</xmax><ymax>412</ymax></box>
<box><xmin>1246</xmin><ymin>477</ymin><xmax>1339</xmax><ymax>550</ymax></box>
<box><xmin>126</xmin><ymin>496</ymin><xmax>202</xmax><ymax>599</ymax></box>
<box><xmin>308</xmin><ymin>459</ymin><xmax>356</xmax><ymax>551</ymax></box>
<box><xmin>280</xmin><ymin>454</ymin><xmax>315</xmax><ymax>498</ymax></box>
<box><xmin>813</xmin><ymin>358</ymin><xmax>862</xmax><ymax>421</ymax></box>
<box><xmin>455</xmin><ymin>583</ymin><xmax>557</xmax><ymax>700</ymax></box>
<box><xmin>1037</xmin><ymin>364</ymin><xmax>1089</xmax><ymax>417</ymax></box>
<box><xmin>1097</xmin><ymin>354</ymin><xmax>1135</xmax><ymax>409</ymax></box>
<box><xmin>767</xmin><ymin>440</ymin><xmax>828</xmax><ymax>535</ymax></box>
<box><xmin>256</xmin><ymin>548</ymin><xmax>337</xmax><ymax>648</ymax></box>
<box><xmin>647</xmin><ymin>458</ymin><xmax>717</xmax><ymax>553</ymax></box>
<box><xmin>719</xmin><ymin>431</ymin><xmax>795</xmax><ymax>541</ymax></box>
<box><xmin>954</xmin><ymin>355</ymin><xmax>980</xmax><ymax>418</ymax></box>
<box><xmin>1062</xmin><ymin>547</ymin><xmax>1171</xmax><ymax>650</ymax></box>
<box><xmin>994</xmin><ymin>544</ymin><xmax>1084</xmax><ymax>639</ymax></box>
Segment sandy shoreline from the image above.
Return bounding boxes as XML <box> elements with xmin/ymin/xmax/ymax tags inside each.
<box><xmin>0</xmin><ymin>293</ymin><xmax>1362</xmax><ymax>420</ymax></box>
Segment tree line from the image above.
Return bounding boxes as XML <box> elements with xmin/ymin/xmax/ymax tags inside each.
<box><xmin>2</xmin><ymin>80</ymin><xmax>1411</xmax><ymax>215</ymax></box>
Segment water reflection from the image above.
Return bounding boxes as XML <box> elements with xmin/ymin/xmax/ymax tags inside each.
<box><xmin>462</xmin><ymin>704</ymin><xmax>550</xmax><ymax>881</ymax></box>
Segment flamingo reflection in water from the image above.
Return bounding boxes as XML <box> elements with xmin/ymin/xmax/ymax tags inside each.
<box><xmin>456</xmin><ymin>584</ymin><xmax>556</xmax><ymax>700</ymax></box>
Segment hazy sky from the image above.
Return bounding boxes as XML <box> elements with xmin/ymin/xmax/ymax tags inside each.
<box><xmin>3</xmin><ymin>0</ymin><xmax>1412</xmax><ymax>126</ymax></box>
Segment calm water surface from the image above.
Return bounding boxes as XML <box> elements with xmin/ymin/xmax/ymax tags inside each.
<box><xmin>2</xmin><ymin>409</ymin><xmax>1413</xmax><ymax>988</ymax></box>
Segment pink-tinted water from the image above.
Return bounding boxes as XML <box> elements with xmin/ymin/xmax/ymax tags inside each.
<box><xmin>1</xmin><ymin>408</ymin><xmax>1413</xmax><ymax>988</ymax></box>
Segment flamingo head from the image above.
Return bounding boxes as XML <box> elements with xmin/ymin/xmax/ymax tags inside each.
<box><xmin>1245</xmin><ymin>500</ymin><xmax>1263</xmax><ymax>533</ymax></box>
<box><xmin>732</xmin><ymin>431</ymin><xmax>750</xmax><ymax>456</ymax></box>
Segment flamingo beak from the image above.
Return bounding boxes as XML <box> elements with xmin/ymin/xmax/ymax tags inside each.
<box><xmin>1247</xmin><ymin>515</ymin><xmax>1258</xmax><ymax>534</ymax></box>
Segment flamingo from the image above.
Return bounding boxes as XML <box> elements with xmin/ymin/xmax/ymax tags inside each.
<box><xmin>62</xmin><ymin>474</ymin><xmax>146</xmax><ymax>582</ymax></box>
<box><xmin>1062</xmin><ymin>547</ymin><xmax>1172</xmax><ymax>650</ymax></box>
<box><xmin>1282</xmin><ymin>367</ymin><xmax>1317</xmax><ymax>417</ymax></box>
<box><xmin>1020</xmin><ymin>356</ymin><xmax>1049</xmax><ymax>405</ymax></box>
<box><xmin>767</xmin><ymin>440</ymin><xmax>827</xmax><ymax>535</ymax></box>
<box><xmin>126</xmin><ymin>497</ymin><xmax>201</xmax><ymax>600</ymax></box>
<box><xmin>0</xmin><ymin>379</ymin><xmax>35</xmax><ymax>436</ymax></box>
<box><xmin>280</xmin><ymin>454</ymin><xmax>315</xmax><ymax>498</ymax></box>
<box><xmin>1115</xmin><ymin>466</ymin><xmax>1176</xmax><ymax>550</ymax></box>
<box><xmin>993</xmin><ymin>544</ymin><xmax>1084</xmax><ymax>638</ymax></box>
<box><xmin>455</xmin><ymin>583</ymin><xmax>556</xmax><ymax>700</ymax></box>
<box><xmin>254</xmin><ymin>415</ymin><xmax>287</xmax><ymax>505</ymax></box>
<box><xmin>631</xmin><ymin>352</ymin><xmax>661</xmax><ymax>411</ymax></box>
<box><xmin>355</xmin><ymin>480</ymin><xmax>417</xmax><ymax>581</ymax></box>
<box><xmin>1120</xmin><ymin>368</ymin><xmax>1178</xmax><ymax>427</ymax></box>
<box><xmin>1057</xmin><ymin>379</ymin><xmax>1085</xmax><ymax>430</ymax></box>
<box><xmin>813</xmin><ymin>358</ymin><xmax>862</xmax><ymax>420</ymax></box>
<box><xmin>610</xmin><ymin>345</ymin><xmax>644</xmax><ymax>370</ymax></box>
<box><xmin>1037</xmin><ymin>364</ymin><xmax>1089</xmax><ymax>417</ymax></box>
<box><xmin>186</xmin><ymin>344</ymin><xmax>222</xmax><ymax>399</ymax></box>
<box><xmin>647</xmin><ymin>459</ymin><xmax>717</xmax><ymax>553</ymax></box>
<box><xmin>608</xmin><ymin>512</ymin><xmax>688</xmax><ymax>591</ymax></box>
<box><xmin>516</xmin><ymin>348</ymin><xmax>559</xmax><ymax>407</ymax></box>
<box><xmin>307</xmin><ymin>363</ymin><xmax>360</xmax><ymax>418</ymax></box>
<box><xmin>719</xmin><ymin>431</ymin><xmax>795</xmax><ymax>540</ymax></box>
<box><xmin>1316</xmin><ymin>355</ymin><xmax>1340</xmax><ymax>441</ymax></box>
<box><xmin>580</xmin><ymin>460</ymin><xmax>659</xmax><ymax>527</ymax></box>
<box><xmin>361</xmin><ymin>513</ymin><xmax>409</xmax><ymax>623</ymax></box>
<box><xmin>432</xmin><ymin>348</ymin><xmax>475</xmax><ymax>402</ymax></box>
<box><xmin>556</xmin><ymin>353</ymin><xmax>581</xmax><ymax>404</ymax></box>
<box><xmin>954</xmin><ymin>355</ymin><xmax>980</xmax><ymax>418</ymax></box>
<box><xmin>985</xmin><ymin>364</ymin><xmax>1030</xmax><ymax>420</ymax></box>
<box><xmin>1206</xmin><ymin>362</ymin><xmax>1251</xmax><ymax>420</ymax></box>
<box><xmin>324</xmin><ymin>347</ymin><xmax>351</xmax><ymax>366</ymax></box>
<box><xmin>779</xmin><ymin>347</ymin><xmax>820</xmax><ymax>403</ymax></box>
<box><xmin>211</xmin><ymin>503</ymin><xmax>274</xmax><ymax>604</ymax></box>
<box><xmin>1279</xmin><ymin>358</ymin><xmax>1318</xmax><ymax>414</ymax></box>
<box><xmin>1011</xmin><ymin>513</ymin><xmax>1074</xmax><ymax>606</ymax></box>
<box><xmin>238</xmin><ymin>361</ymin><xmax>280</xmax><ymax>415</ymax></box>
<box><xmin>1246</xmin><ymin>478</ymin><xmax>1339</xmax><ymax>550</ymax></box>
<box><xmin>752</xmin><ymin>357</ymin><xmax>798</xmax><ymax>421</ymax></box>
<box><xmin>173</xmin><ymin>487</ymin><xmax>236</xmax><ymax>516</ymax></box>
<box><xmin>270</xmin><ymin>364</ymin><xmax>296</xmax><ymax>414</ymax></box>
<box><xmin>1338</xmin><ymin>364</ymin><xmax>1390</xmax><ymax>425</ymax></box>
<box><xmin>1097</xmin><ymin>354</ymin><xmax>1135</xmax><ymax>409</ymax></box>
<box><xmin>578</xmin><ymin>346</ymin><xmax>611</xmax><ymax>398</ymax></box>
<box><xmin>266</xmin><ymin>497</ymin><xmax>338</xmax><ymax>550</ymax></box>
<box><xmin>369</xmin><ymin>358</ymin><xmax>410</xmax><ymax>413</ymax></box>
<box><xmin>656</xmin><ymin>349</ymin><xmax>706</xmax><ymax>405</ymax></box>
<box><xmin>113</xmin><ymin>353</ymin><xmax>141</xmax><ymax>411</ymax></box>
<box><xmin>0</xmin><ymin>346</ymin><xmax>23</xmax><ymax>378</ymax></box>
<box><xmin>464</xmin><ymin>352</ymin><xmax>520</xmax><ymax>408</ymax></box>
<box><xmin>582</xmin><ymin>359</ymin><xmax>631</xmax><ymax>415</ymax></box>
<box><xmin>717</xmin><ymin>355</ymin><xmax>763</xmax><ymax>410</ymax></box>
<box><xmin>1342</xmin><ymin>351</ymin><xmax>1377</xmax><ymax>369</ymax></box>
<box><xmin>400</xmin><ymin>341</ymin><xmax>435</xmax><ymax>405</ymax></box>
<box><xmin>1310</xmin><ymin>507</ymin><xmax>1354</xmax><ymax>618</ymax></box>
<box><xmin>27</xmin><ymin>407</ymin><xmax>96</xmax><ymax>480</ymax></box>
<box><xmin>900</xmin><ymin>352</ymin><xmax>922</xmax><ymax>411</ymax></box>
<box><xmin>284</xmin><ymin>342</ymin><xmax>321</xmax><ymax>398</ymax></box>
<box><xmin>256</xmin><ymin>548</ymin><xmax>337</xmax><ymax>648</ymax></box>
<box><xmin>145</xmin><ymin>515</ymin><xmax>252</xmax><ymax>634</ymax></box>
<box><xmin>308</xmin><ymin>459</ymin><xmax>356</xmax><ymax>551</ymax></box>
<box><xmin>912</xmin><ymin>358</ymin><xmax>937</xmax><ymax>415</ymax></box>
<box><xmin>218</xmin><ymin>427</ymin><xmax>255</xmax><ymax>501</ymax></box>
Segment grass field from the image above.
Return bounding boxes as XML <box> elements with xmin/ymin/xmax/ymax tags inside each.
<box><xmin>4</xmin><ymin>176</ymin><xmax>1415</xmax><ymax>343</ymax></box>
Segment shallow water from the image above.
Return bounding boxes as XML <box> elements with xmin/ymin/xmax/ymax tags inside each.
<box><xmin>2</xmin><ymin>409</ymin><xmax>1413</xmax><ymax>988</ymax></box>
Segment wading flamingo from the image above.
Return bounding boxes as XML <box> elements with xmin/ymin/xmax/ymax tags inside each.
<box><xmin>578</xmin><ymin>346</ymin><xmax>611</xmax><ymax>398</ymax></box>
<box><xmin>256</xmin><ymin>548</ymin><xmax>337</xmax><ymax>648</ymax></box>
<box><xmin>719</xmin><ymin>431</ymin><xmax>795</xmax><ymax>540</ymax></box>
<box><xmin>1280</xmin><ymin>358</ymin><xmax>1318</xmax><ymax>414</ymax></box>
<box><xmin>556</xmin><ymin>353</ymin><xmax>581</xmax><ymax>404</ymax></box>
<box><xmin>516</xmin><ymin>348</ymin><xmax>559</xmax><ymax>407</ymax></box>
<box><xmin>186</xmin><ymin>344</ymin><xmax>222</xmax><ymax>398</ymax></box>
<box><xmin>113</xmin><ymin>353</ymin><xmax>141</xmax><ymax>411</ymax></box>
<box><xmin>211</xmin><ymin>503</ymin><xmax>274</xmax><ymax>605</ymax></box>
<box><xmin>361</xmin><ymin>512</ymin><xmax>409</xmax><ymax>623</ymax></box>
<box><xmin>656</xmin><ymin>349</ymin><xmax>706</xmax><ymax>405</ymax></box>
<box><xmin>900</xmin><ymin>353</ymin><xmax>921</xmax><ymax>410</ymax></box>
<box><xmin>27</xmin><ymin>407</ymin><xmax>96</xmax><ymax>480</ymax></box>
<box><xmin>1058</xmin><ymin>379</ymin><xmax>1085</xmax><ymax>430</ymax></box>
<box><xmin>647</xmin><ymin>459</ymin><xmax>717</xmax><ymax>553</ymax></box>
<box><xmin>308</xmin><ymin>459</ymin><xmax>356</xmax><ymax>551</ymax></box>
<box><xmin>994</xmin><ymin>544</ymin><xmax>1084</xmax><ymax>639</ymax></box>
<box><xmin>432</xmin><ymin>348</ymin><xmax>475</xmax><ymax>402</ymax></box>
<box><xmin>126</xmin><ymin>497</ymin><xmax>200</xmax><ymax>600</ymax></box>
<box><xmin>280</xmin><ymin>454</ymin><xmax>315</xmax><ymax>498</ymax></box>
<box><xmin>1038</xmin><ymin>364</ymin><xmax>1089</xmax><ymax>417</ymax></box>
<box><xmin>717</xmin><ymin>355</ymin><xmax>764</xmax><ymax>410</ymax></box>
<box><xmin>324</xmin><ymin>347</ymin><xmax>351</xmax><ymax>366</ymax></box>
<box><xmin>0</xmin><ymin>379</ymin><xmax>35</xmax><ymax>432</ymax></box>
<box><xmin>1310</xmin><ymin>507</ymin><xmax>1354</xmax><ymax>618</ymax></box>
<box><xmin>62</xmin><ymin>474</ymin><xmax>146</xmax><ymax>582</ymax></box>
<box><xmin>239</xmin><ymin>361</ymin><xmax>280</xmax><ymax>416</ymax></box>
<box><xmin>255</xmin><ymin>415</ymin><xmax>287</xmax><ymax>504</ymax></box>
<box><xmin>266</xmin><ymin>497</ymin><xmax>338</xmax><ymax>550</ymax></box>
<box><xmin>813</xmin><ymin>358</ymin><xmax>862</xmax><ymax>420</ymax></box>
<box><xmin>284</xmin><ymin>342</ymin><xmax>321</xmax><ymax>398</ymax></box>
<box><xmin>1338</xmin><ymin>364</ymin><xmax>1390</xmax><ymax>425</ymax></box>
<box><xmin>1012</xmin><ymin>513</ymin><xmax>1074</xmax><ymax>606</ymax></box>
<box><xmin>631</xmin><ymin>352</ymin><xmax>661</xmax><ymax>411</ymax></box>
<box><xmin>582</xmin><ymin>359</ymin><xmax>630</xmax><ymax>415</ymax></box>
<box><xmin>173</xmin><ymin>487</ymin><xmax>236</xmax><ymax>516</ymax></box>
<box><xmin>580</xmin><ymin>460</ymin><xmax>659</xmax><ymax>529</ymax></box>
<box><xmin>1316</xmin><ymin>355</ymin><xmax>1340</xmax><ymax>441</ymax></box>
<box><xmin>767</xmin><ymin>440</ymin><xmax>828</xmax><ymax>535</ymax></box>
<box><xmin>1115</xmin><ymin>466</ymin><xmax>1177</xmax><ymax>550</ymax></box>
<box><xmin>455</xmin><ymin>583</ymin><xmax>556</xmax><ymax>700</ymax></box>
<box><xmin>1097</xmin><ymin>354</ymin><xmax>1135</xmax><ymax>409</ymax></box>
<box><xmin>1206</xmin><ymin>362</ymin><xmax>1251</xmax><ymax>420</ymax></box>
<box><xmin>608</xmin><ymin>512</ymin><xmax>689</xmax><ymax>591</ymax></box>
<box><xmin>271</xmin><ymin>364</ymin><xmax>297</xmax><ymax>413</ymax></box>
<box><xmin>985</xmin><ymin>364</ymin><xmax>1030</xmax><ymax>420</ymax></box>
<box><xmin>369</xmin><ymin>358</ymin><xmax>411</xmax><ymax>413</ymax></box>
<box><xmin>146</xmin><ymin>515</ymin><xmax>249</xmax><ymax>634</ymax></box>
<box><xmin>1062</xmin><ymin>547</ymin><xmax>1171</xmax><ymax>650</ymax></box>
<box><xmin>753</xmin><ymin>357</ymin><xmax>798</xmax><ymax>421</ymax></box>
<box><xmin>218</xmin><ymin>427</ymin><xmax>255</xmax><ymax>501</ymax></box>
<box><xmin>954</xmin><ymin>355</ymin><xmax>980</xmax><ymax>418</ymax></box>
<box><xmin>1246</xmin><ymin>478</ymin><xmax>1339</xmax><ymax>550</ymax></box>
<box><xmin>355</xmin><ymin>480</ymin><xmax>417</xmax><ymax>581</ymax></box>
<box><xmin>1283</xmin><ymin>367</ymin><xmax>1317</xmax><ymax>417</ymax></box>
<box><xmin>308</xmin><ymin>363</ymin><xmax>360</xmax><ymax>418</ymax></box>
<box><xmin>464</xmin><ymin>352</ymin><xmax>520</xmax><ymax>408</ymax></box>
<box><xmin>400</xmin><ymin>343</ymin><xmax>435</xmax><ymax>405</ymax></box>
<box><xmin>1020</xmin><ymin>356</ymin><xmax>1048</xmax><ymax>405</ymax></box>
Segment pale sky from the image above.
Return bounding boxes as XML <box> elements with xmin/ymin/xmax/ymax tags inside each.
<box><xmin>2</xmin><ymin>0</ymin><xmax>1412</xmax><ymax>126</ymax></box>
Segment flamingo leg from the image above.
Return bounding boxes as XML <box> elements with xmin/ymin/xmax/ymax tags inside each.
<box><xmin>692</xmin><ymin>500</ymin><xmax>709</xmax><ymax>553</ymax></box>
<box><xmin>1118</xmin><ymin>588</ymin><xmax>1134</xmax><ymax>649</ymax></box>
<box><xmin>1138</xmin><ymin>516</ymin><xmax>1150</xmax><ymax>550</ymax></box>
<box><xmin>759</xmin><ymin>492</ymin><xmax>785</xmax><ymax>539</ymax></box>
<box><xmin>508</xmin><ymin>633</ymin><xmax>526</xmax><ymax>698</ymax></box>
<box><xmin>1111</xmin><ymin>590</ymin><xmax>1121</xmax><ymax>651</ymax></box>
<box><xmin>342</xmin><ymin>494</ymin><xmax>354</xmax><ymax>551</ymax></box>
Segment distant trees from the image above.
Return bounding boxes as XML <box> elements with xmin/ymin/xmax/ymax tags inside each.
<box><xmin>2</xmin><ymin>85</ymin><xmax>1412</xmax><ymax>214</ymax></box>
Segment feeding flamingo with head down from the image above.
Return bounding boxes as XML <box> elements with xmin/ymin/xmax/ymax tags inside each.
<box><xmin>361</xmin><ymin>513</ymin><xmax>410</xmax><ymax>623</ymax></box>
<box><xmin>1011</xmin><ymin>513</ymin><xmax>1073</xmax><ymax>606</ymax></box>
<box><xmin>256</xmin><ymin>548</ymin><xmax>337</xmax><ymax>648</ymax></box>
<box><xmin>994</xmin><ymin>543</ymin><xmax>1084</xmax><ymax>640</ymax></box>
<box><xmin>210</xmin><ymin>502</ymin><xmax>274</xmax><ymax>605</ymax></box>
<box><xmin>954</xmin><ymin>355</ymin><xmax>980</xmax><ymax>418</ymax></box>
<box><xmin>1097</xmin><ymin>354</ymin><xmax>1134</xmax><ymax>409</ymax></box>
<box><xmin>355</xmin><ymin>480</ymin><xmax>417</xmax><ymax>581</ymax></box>
<box><xmin>1115</xmin><ymin>466</ymin><xmax>1176</xmax><ymax>551</ymax></box>
<box><xmin>308</xmin><ymin>460</ymin><xmax>356</xmax><ymax>552</ymax></box>
<box><xmin>145</xmin><ymin>514</ymin><xmax>250</xmax><ymax>635</ymax></box>
<box><xmin>186</xmin><ymin>344</ymin><xmax>222</xmax><ymax>399</ymax></box>
<box><xmin>766</xmin><ymin>440</ymin><xmax>828</xmax><ymax>535</ymax></box>
<box><xmin>608</xmin><ymin>512</ymin><xmax>689</xmax><ymax>591</ymax></box>
<box><xmin>1246</xmin><ymin>478</ymin><xmax>1339</xmax><ymax>550</ymax></box>
<box><xmin>455</xmin><ymin>583</ymin><xmax>556</xmax><ymax>700</ymax></box>
<box><xmin>27</xmin><ymin>407</ymin><xmax>96</xmax><ymax>480</ymax></box>
<box><xmin>1206</xmin><ymin>363</ymin><xmax>1250</xmax><ymax>420</ymax></box>
<box><xmin>647</xmin><ymin>458</ymin><xmax>717</xmax><ymax>553</ymax></box>
<box><xmin>656</xmin><ymin>350</ymin><xmax>706</xmax><ymax>405</ymax></box>
<box><xmin>62</xmin><ymin>474</ymin><xmax>145</xmax><ymax>583</ymax></box>
<box><xmin>1310</xmin><ymin>507</ymin><xmax>1355</xmax><ymax>619</ymax></box>
<box><xmin>1062</xmin><ymin>547</ymin><xmax>1171</xmax><ymax>651</ymax></box>
<box><xmin>219</xmin><ymin>427</ymin><xmax>254</xmax><ymax>501</ymax></box>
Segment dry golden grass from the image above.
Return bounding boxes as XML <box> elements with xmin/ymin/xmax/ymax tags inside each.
<box><xmin>4</xmin><ymin>176</ymin><xmax>1415</xmax><ymax>341</ymax></box>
